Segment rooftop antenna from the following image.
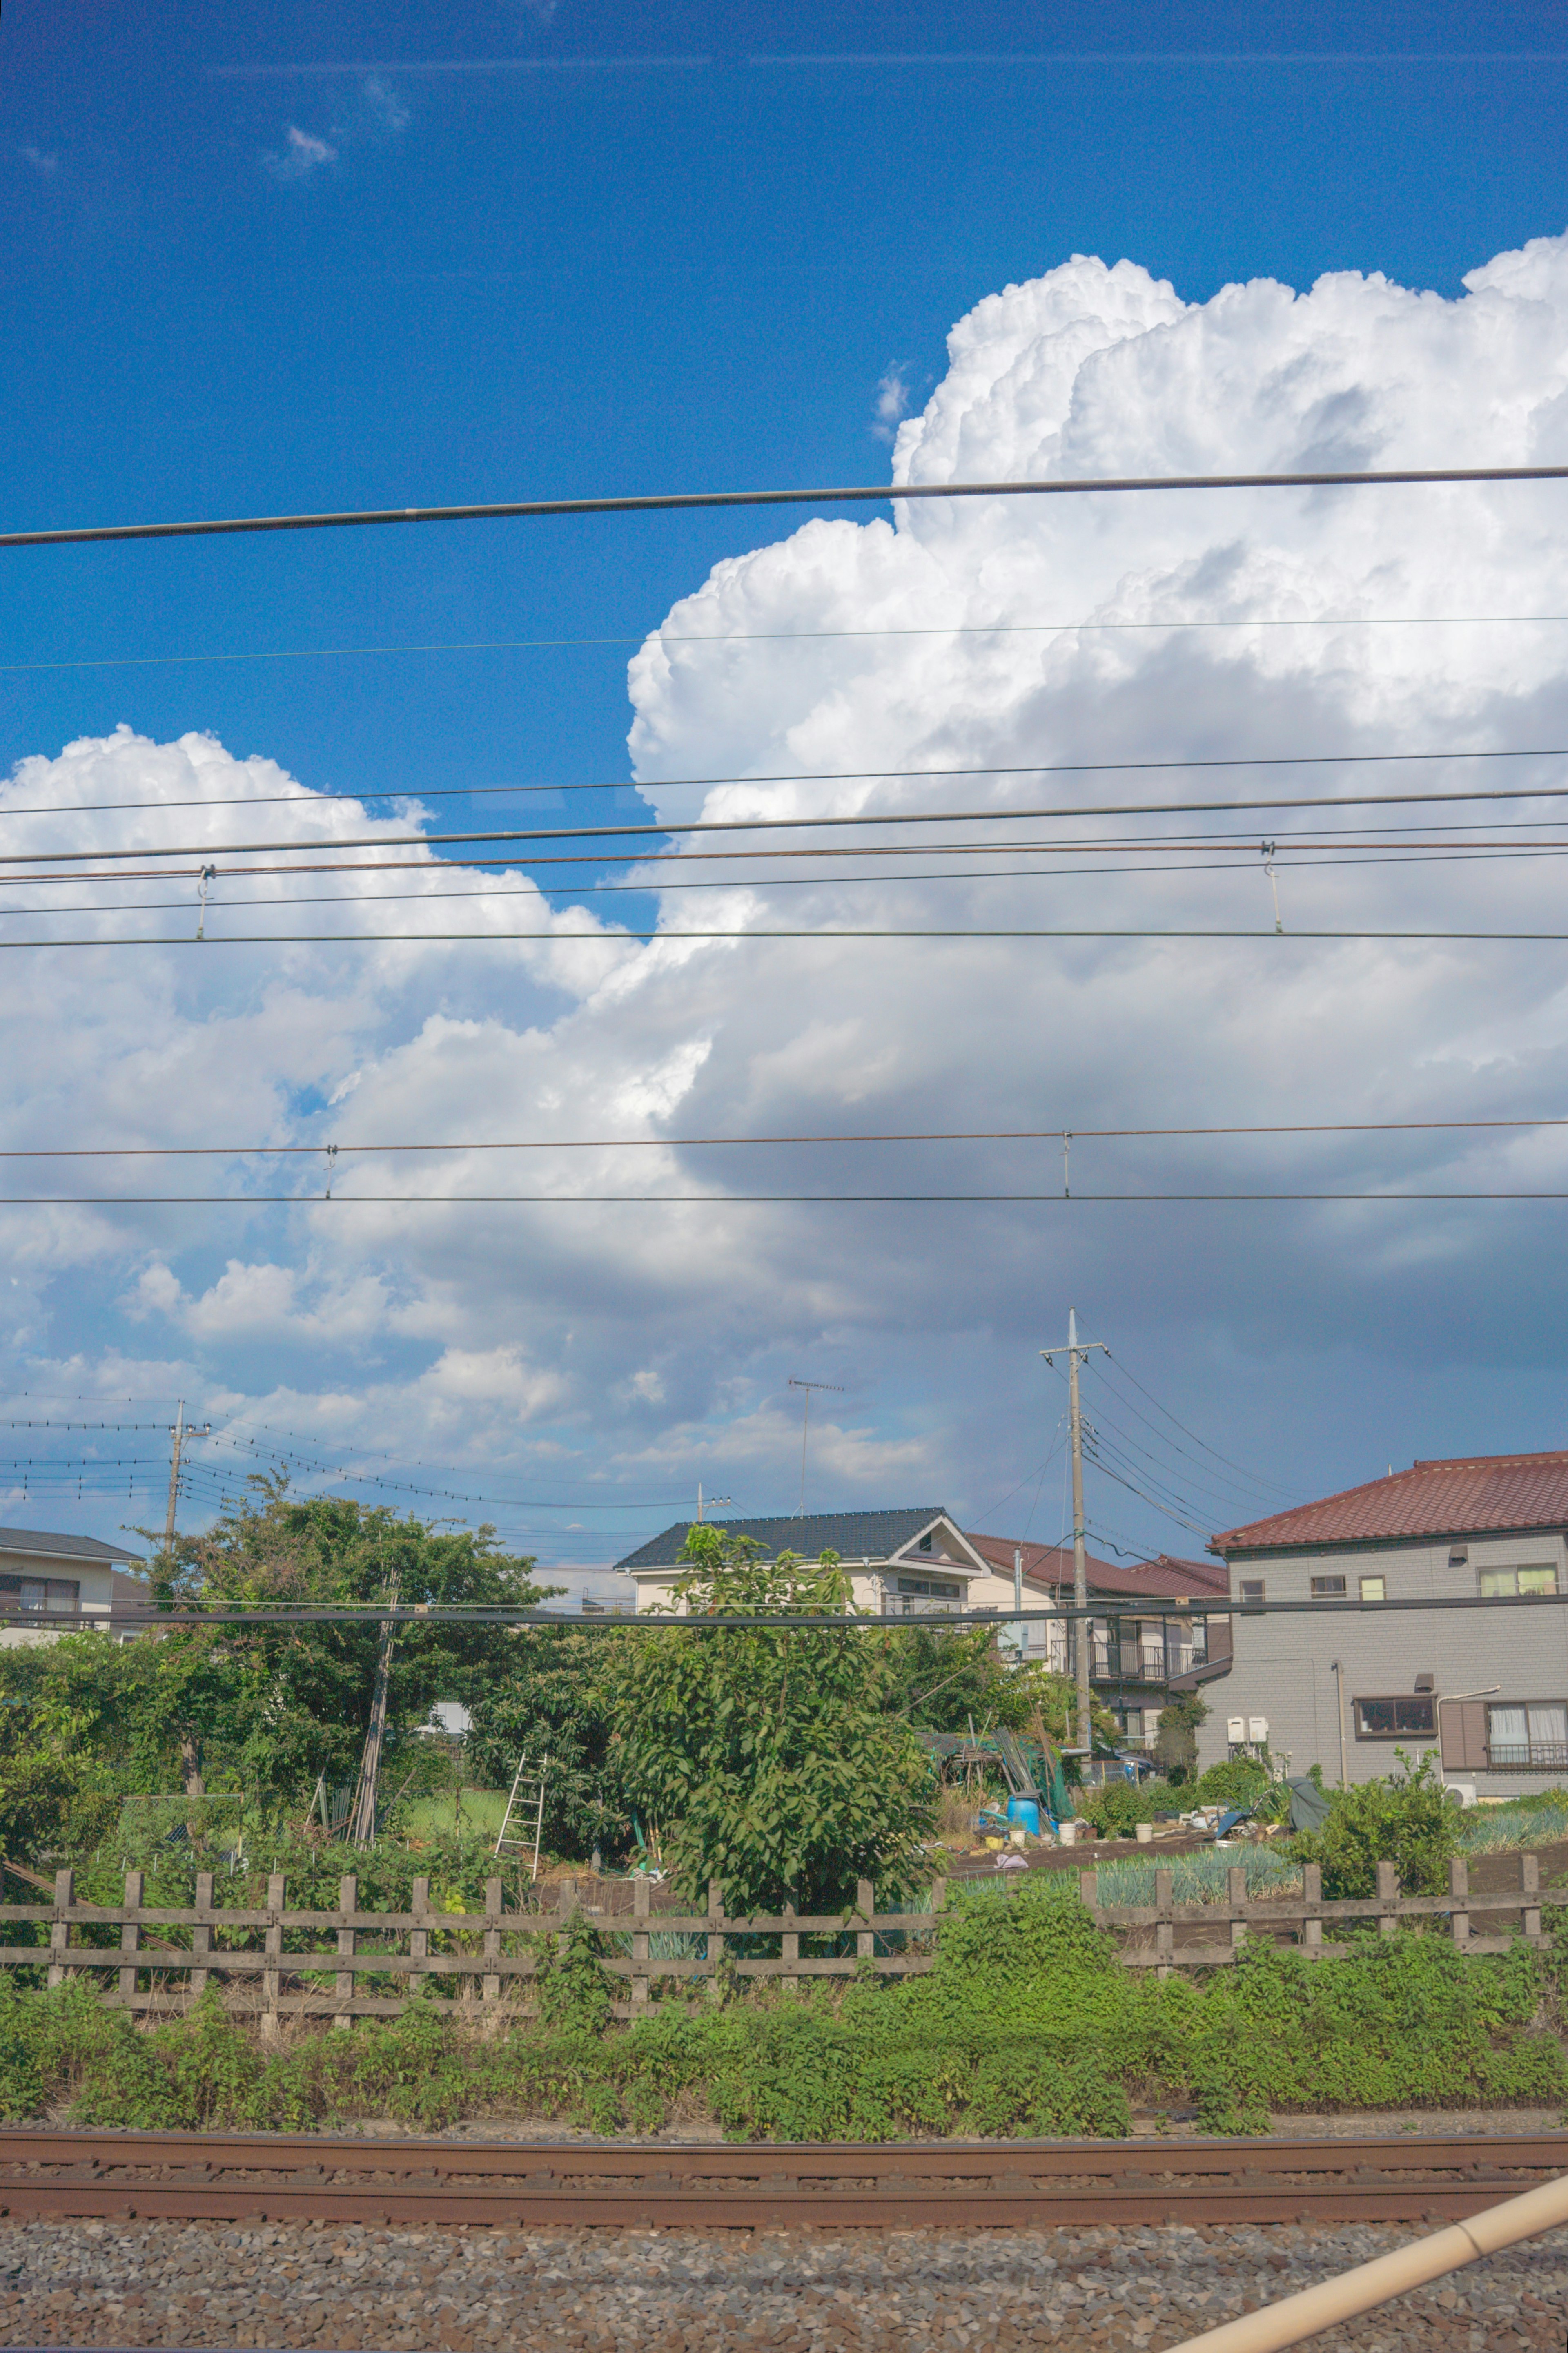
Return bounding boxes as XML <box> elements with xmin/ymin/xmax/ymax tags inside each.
<box><xmin>787</xmin><ymin>1377</ymin><xmax>843</xmax><ymax>1517</ymax></box>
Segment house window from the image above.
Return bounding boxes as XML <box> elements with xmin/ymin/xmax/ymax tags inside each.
<box><xmin>1310</xmin><ymin>1575</ymin><xmax>1348</xmax><ymax>1599</ymax></box>
<box><xmin>0</xmin><ymin>1575</ymin><xmax>79</xmax><ymax>1614</ymax></box>
<box><xmin>1487</xmin><ymin>1702</ymin><xmax>1568</xmax><ymax>1770</ymax></box>
<box><xmin>1478</xmin><ymin>1566</ymin><xmax>1559</xmax><ymax>1599</ymax></box>
<box><xmin>1359</xmin><ymin>1575</ymin><xmax>1386</xmax><ymax>1603</ymax></box>
<box><xmin>895</xmin><ymin>1577</ymin><xmax>960</xmax><ymax>1597</ymax></box>
<box><xmin>1238</xmin><ymin>1579</ymin><xmax>1265</xmax><ymax>1606</ymax></box>
<box><xmin>1354</xmin><ymin>1695</ymin><xmax>1437</xmax><ymax>1739</ymax></box>
<box><xmin>918</xmin><ymin>1532</ymin><xmax>933</xmax><ymax>1552</ymax></box>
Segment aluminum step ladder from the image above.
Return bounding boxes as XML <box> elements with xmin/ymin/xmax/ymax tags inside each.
<box><xmin>494</xmin><ymin>1752</ymin><xmax>549</xmax><ymax>1882</ymax></box>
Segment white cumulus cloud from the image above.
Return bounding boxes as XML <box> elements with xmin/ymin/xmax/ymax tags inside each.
<box><xmin>13</xmin><ymin>236</ymin><xmax>1568</xmax><ymax>1555</ymax></box>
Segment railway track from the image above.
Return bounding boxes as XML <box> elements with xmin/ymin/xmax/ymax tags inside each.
<box><xmin>0</xmin><ymin>2126</ymin><xmax>1561</xmax><ymax>2230</ymax></box>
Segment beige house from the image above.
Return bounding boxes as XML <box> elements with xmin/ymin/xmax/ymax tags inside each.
<box><xmin>0</xmin><ymin>1524</ymin><xmax>147</xmax><ymax>1648</ymax></box>
<box><xmin>615</xmin><ymin>1507</ymin><xmax>990</xmax><ymax>1615</ymax></box>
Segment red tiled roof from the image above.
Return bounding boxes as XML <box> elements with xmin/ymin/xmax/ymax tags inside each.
<box><xmin>967</xmin><ymin>1534</ymin><xmax>1228</xmax><ymax>1601</ymax></box>
<box><xmin>1214</xmin><ymin>1450</ymin><xmax>1568</xmax><ymax>1553</ymax></box>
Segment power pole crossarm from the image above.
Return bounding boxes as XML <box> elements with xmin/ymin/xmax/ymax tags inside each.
<box><xmin>1041</xmin><ymin>1308</ymin><xmax>1108</xmax><ymax>1755</ymax></box>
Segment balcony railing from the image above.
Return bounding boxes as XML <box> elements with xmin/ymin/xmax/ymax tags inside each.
<box><xmin>1488</xmin><ymin>1742</ymin><xmax>1568</xmax><ymax>1771</ymax></box>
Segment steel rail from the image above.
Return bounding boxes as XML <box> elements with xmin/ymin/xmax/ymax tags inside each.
<box><xmin>6</xmin><ymin>464</ymin><xmax>1568</xmax><ymax>550</ymax></box>
<box><xmin>0</xmin><ymin>2127</ymin><xmax>1561</xmax><ymax>2229</ymax></box>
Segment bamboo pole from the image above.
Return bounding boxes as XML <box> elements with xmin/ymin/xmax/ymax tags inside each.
<box><xmin>1163</xmin><ymin>2172</ymin><xmax>1568</xmax><ymax>2353</ymax></box>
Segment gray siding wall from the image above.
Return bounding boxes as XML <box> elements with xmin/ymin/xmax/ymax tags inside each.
<box><xmin>1196</xmin><ymin>1528</ymin><xmax>1568</xmax><ymax>1795</ymax></box>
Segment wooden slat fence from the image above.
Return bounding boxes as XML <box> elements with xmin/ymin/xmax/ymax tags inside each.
<box><xmin>1079</xmin><ymin>1850</ymin><xmax>1564</xmax><ymax>1970</ymax></box>
<box><xmin>1</xmin><ymin>1852</ymin><xmax>1559</xmax><ymax>2021</ymax></box>
<box><xmin>0</xmin><ymin>1870</ymin><xmax>946</xmax><ymax>2029</ymax></box>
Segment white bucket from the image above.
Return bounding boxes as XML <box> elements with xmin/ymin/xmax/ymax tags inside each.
<box><xmin>1136</xmin><ymin>1820</ymin><xmax>1154</xmax><ymax>1844</ymax></box>
<box><xmin>1057</xmin><ymin>1821</ymin><xmax>1078</xmax><ymax>1846</ymax></box>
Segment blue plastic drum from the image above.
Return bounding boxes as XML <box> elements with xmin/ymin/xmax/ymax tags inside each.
<box><xmin>1005</xmin><ymin>1796</ymin><xmax>1041</xmax><ymax>1837</ymax></box>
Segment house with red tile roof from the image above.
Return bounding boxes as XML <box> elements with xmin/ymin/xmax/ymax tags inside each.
<box><xmin>963</xmin><ymin>1532</ymin><xmax>1232</xmax><ymax>1750</ymax></box>
<box><xmin>1207</xmin><ymin>1451</ymin><xmax>1568</xmax><ymax>1794</ymax></box>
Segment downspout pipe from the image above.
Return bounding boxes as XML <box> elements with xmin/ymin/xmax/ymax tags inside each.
<box><xmin>1164</xmin><ymin>2171</ymin><xmax>1568</xmax><ymax>2353</ymax></box>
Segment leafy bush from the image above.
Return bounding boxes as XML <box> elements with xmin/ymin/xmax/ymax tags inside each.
<box><xmin>1193</xmin><ymin>1757</ymin><xmax>1274</xmax><ymax>1810</ymax></box>
<box><xmin>1290</xmin><ymin>1749</ymin><xmax>1458</xmax><ymax>1898</ymax></box>
<box><xmin>1077</xmin><ymin>1778</ymin><xmax>1169</xmax><ymax>1836</ymax></box>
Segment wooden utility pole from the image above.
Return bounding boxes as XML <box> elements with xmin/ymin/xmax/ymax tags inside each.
<box><xmin>163</xmin><ymin>1401</ymin><xmax>210</xmax><ymax>1552</ymax></box>
<box><xmin>1041</xmin><ymin>1308</ymin><xmax>1107</xmax><ymax>1754</ymax></box>
<box><xmin>346</xmin><ymin>1579</ymin><xmax>399</xmax><ymax>1848</ymax></box>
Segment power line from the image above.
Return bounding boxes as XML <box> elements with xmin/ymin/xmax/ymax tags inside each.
<box><xmin>14</xmin><ymin>925</ymin><xmax>1568</xmax><ymax>950</ymax></box>
<box><xmin>7</xmin><ymin>460</ymin><xmax>1568</xmax><ymax>551</ymax></box>
<box><xmin>26</xmin><ymin>769</ymin><xmax>1568</xmax><ymax>865</ymax></box>
<box><xmin>1098</xmin><ymin>1351</ymin><xmax>1298</xmax><ymax>1501</ymax></box>
<box><xmin>5</xmin><ymin>607</ymin><xmax>1567</xmax><ymax>683</ymax></box>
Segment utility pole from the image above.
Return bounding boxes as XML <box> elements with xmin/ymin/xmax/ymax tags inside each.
<box><xmin>163</xmin><ymin>1401</ymin><xmax>210</xmax><ymax>1552</ymax></box>
<box><xmin>1040</xmin><ymin>1309</ymin><xmax>1107</xmax><ymax>1754</ymax></box>
<box><xmin>787</xmin><ymin>1378</ymin><xmax>843</xmax><ymax>1516</ymax></box>
<box><xmin>1013</xmin><ymin>1545</ymin><xmax>1025</xmax><ymax>1664</ymax></box>
<box><xmin>346</xmin><ymin>1577</ymin><xmax>400</xmax><ymax>1849</ymax></box>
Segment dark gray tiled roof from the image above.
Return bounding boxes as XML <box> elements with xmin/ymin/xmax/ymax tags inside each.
<box><xmin>0</xmin><ymin>1525</ymin><xmax>143</xmax><ymax>1566</ymax></box>
<box><xmin>615</xmin><ymin>1507</ymin><xmax>954</xmax><ymax>1574</ymax></box>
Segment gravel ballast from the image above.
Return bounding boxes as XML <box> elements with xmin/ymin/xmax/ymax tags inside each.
<box><xmin>0</xmin><ymin>2216</ymin><xmax>1564</xmax><ymax>2353</ymax></box>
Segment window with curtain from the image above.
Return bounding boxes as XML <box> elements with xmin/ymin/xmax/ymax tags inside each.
<box><xmin>1487</xmin><ymin>1702</ymin><xmax>1568</xmax><ymax>1768</ymax></box>
<box><xmin>1477</xmin><ymin>1566</ymin><xmax>1559</xmax><ymax>1598</ymax></box>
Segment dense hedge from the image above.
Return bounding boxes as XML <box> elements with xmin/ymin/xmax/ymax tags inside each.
<box><xmin>1</xmin><ymin>1876</ymin><xmax>1563</xmax><ymax>2140</ymax></box>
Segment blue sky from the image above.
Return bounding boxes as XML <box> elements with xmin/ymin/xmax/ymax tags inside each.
<box><xmin>4</xmin><ymin>0</ymin><xmax>1568</xmax><ymax>1577</ymax></box>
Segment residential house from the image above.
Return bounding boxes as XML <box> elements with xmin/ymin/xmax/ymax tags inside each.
<box><xmin>1206</xmin><ymin>1450</ymin><xmax>1568</xmax><ymax>1795</ymax></box>
<box><xmin>0</xmin><ymin>1526</ymin><xmax>148</xmax><ymax>1648</ymax></box>
<box><xmin>614</xmin><ymin>1508</ymin><xmax>991</xmax><ymax>1615</ymax></box>
<box><xmin>964</xmin><ymin>1534</ymin><xmax>1232</xmax><ymax>1746</ymax></box>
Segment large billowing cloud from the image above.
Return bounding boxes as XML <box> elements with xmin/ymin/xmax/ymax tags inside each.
<box><xmin>9</xmin><ymin>234</ymin><xmax>1568</xmax><ymax>1563</ymax></box>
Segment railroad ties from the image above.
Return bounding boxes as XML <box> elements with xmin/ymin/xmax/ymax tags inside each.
<box><xmin>0</xmin><ymin>2129</ymin><xmax>1559</xmax><ymax>2230</ymax></box>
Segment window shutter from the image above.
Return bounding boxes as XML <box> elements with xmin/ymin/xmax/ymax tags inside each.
<box><xmin>1439</xmin><ymin>1699</ymin><xmax>1487</xmax><ymax>1771</ymax></box>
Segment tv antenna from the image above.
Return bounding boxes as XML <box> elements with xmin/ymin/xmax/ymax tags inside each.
<box><xmin>787</xmin><ymin>1377</ymin><xmax>843</xmax><ymax>1516</ymax></box>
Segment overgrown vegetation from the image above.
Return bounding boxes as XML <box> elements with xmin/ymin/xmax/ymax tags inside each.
<box><xmin>1291</xmin><ymin>1749</ymin><xmax>1459</xmax><ymax>1898</ymax></box>
<box><xmin>3</xmin><ymin>1875</ymin><xmax>1565</xmax><ymax>2140</ymax></box>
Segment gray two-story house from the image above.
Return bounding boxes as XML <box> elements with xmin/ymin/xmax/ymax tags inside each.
<box><xmin>1203</xmin><ymin>1451</ymin><xmax>1568</xmax><ymax>1796</ymax></box>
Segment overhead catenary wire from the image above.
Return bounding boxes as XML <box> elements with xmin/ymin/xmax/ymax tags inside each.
<box><xmin>34</xmin><ymin>775</ymin><xmax>1568</xmax><ymax>869</ymax></box>
<box><xmin>8</xmin><ymin>459</ymin><xmax>1568</xmax><ymax>551</ymax></box>
<box><xmin>0</xmin><ymin>1112</ymin><xmax>1564</xmax><ymax>1157</ymax></box>
<box><xmin>4</xmin><ymin>1187</ymin><xmax>1568</xmax><ymax>1204</ymax></box>
<box><xmin>18</xmin><ymin>835</ymin><xmax>1568</xmax><ymax>920</ymax></box>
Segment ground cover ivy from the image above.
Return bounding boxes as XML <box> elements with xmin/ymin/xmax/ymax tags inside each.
<box><xmin>0</xmin><ymin>1875</ymin><xmax>1562</xmax><ymax>2140</ymax></box>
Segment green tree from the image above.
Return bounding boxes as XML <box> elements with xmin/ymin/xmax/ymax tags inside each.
<box><xmin>465</xmin><ymin>1625</ymin><xmax>629</xmax><ymax>1861</ymax></box>
<box><xmin>143</xmin><ymin>1477</ymin><xmax>551</xmax><ymax>1811</ymax></box>
<box><xmin>606</xmin><ymin>1526</ymin><xmax>936</xmax><ymax>1912</ymax></box>
<box><xmin>1153</xmin><ymin>1694</ymin><xmax>1209</xmax><ymax>1783</ymax></box>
